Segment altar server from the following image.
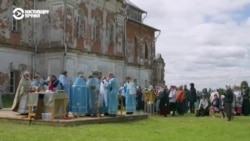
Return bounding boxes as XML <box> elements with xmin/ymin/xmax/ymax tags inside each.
<box><xmin>100</xmin><ymin>76</ymin><xmax>109</xmax><ymax>115</ymax></box>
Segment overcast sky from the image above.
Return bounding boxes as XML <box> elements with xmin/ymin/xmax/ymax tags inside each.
<box><xmin>131</xmin><ymin>0</ymin><xmax>250</xmax><ymax>90</ymax></box>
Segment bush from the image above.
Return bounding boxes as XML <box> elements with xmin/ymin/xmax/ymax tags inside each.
<box><xmin>1</xmin><ymin>94</ymin><xmax>14</xmax><ymax>108</ymax></box>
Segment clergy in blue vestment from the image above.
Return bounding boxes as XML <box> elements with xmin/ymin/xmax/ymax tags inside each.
<box><xmin>105</xmin><ymin>72</ymin><xmax>119</xmax><ymax>117</ymax></box>
<box><xmin>70</xmin><ymin>74</ymin><xmax>91</xmax><ymax>116</ymax></box>
<box><xmin>123</xmin><ymin>76</ymin><xmax>137</xmax><ymax>115</ymax></box>
<box><xmin>58</xmin><ymin>71</ymin><xmax>71</xmax><ymax>114</ymax></box>
<box><xmin>58</xmin><ymin>71</ymin><xmax>71</xmax><ymax>95</ymax></box>
<box><xmin>87</xmin><ymin>72</ymin><xmax>101</xmax><ymax>116</ymax></box>
<box><xmin>100</xmin><ymin>76</ymin><xmax>109</xmax><ymax>115</ymax></box>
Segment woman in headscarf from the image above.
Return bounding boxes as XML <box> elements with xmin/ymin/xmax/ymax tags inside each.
<box><xmin>196</xmin><ymin>93</ymin><xmax>209</xmax><ymax>117</ymax></box>
<box><xmin>209</xmin><ymin>94</ymin><xmax>220</xmax><ymax>117</ymax></box>
<box><xmin>233</xmin><ymin>86</ymin><xmax>243</xmax><ymax>115</ymax></box>
<box><xmin>156</xmin><ymin>85</ymin><xmax>169</xmax><ymax>117</ymax></box>
<box><xmin>176</xmin><ymin>85</ymin><xmax>185</xmax><ymax>115</ymax></box>
<box><xmin>241</xmin><ymin>81</ymin><xmax>250</xmax><ymax>116</ymax></box>
<box><xmin>168</xmin><ymin>85</ymin><xmax>177</xmax><ymax>116</ymax></box>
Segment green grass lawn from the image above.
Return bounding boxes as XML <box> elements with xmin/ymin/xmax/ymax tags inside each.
<box><xmin>1</xmin><ymin>95</ymin><xmax>250</xmax><ymax>141</ymax></box>
<box><xmin>0</xmin><ymin>114</ymin><xmax>250</xmax><ymax>141</ymax></box>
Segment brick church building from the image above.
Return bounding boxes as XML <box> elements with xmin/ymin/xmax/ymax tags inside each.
<box><xmin>0</xmin><ymin>0</ymin><xmax>165</xmax><ymax>93</ymax></box>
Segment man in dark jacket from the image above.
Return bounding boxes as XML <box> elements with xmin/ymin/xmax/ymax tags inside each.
<box><xmin>136</xmin><ymin>86</ymin><xmax>144</xmax><ymax>111</ymax></box>
<box><xmin>224</xmin><ymin>85</ymin><xmax>234</xmax><ymax>121</ymax></box>
<box><xmin>158</xmin><ymin>85</ymin><xmax>169</xmax><ymax>117</ymax></box>
<box><xmin>189</xmin><ymin>83</ymin><xmax>197</xmax><ymax>113</ymax></box>
<box><xmin>184</xmin><ymin>85</ymin><xmax>190</xmax><ymax>113</ymax></box>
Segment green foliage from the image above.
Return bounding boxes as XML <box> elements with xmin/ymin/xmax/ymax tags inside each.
<box><xmin>240</xmin><ymin>81</ymin><xmax>249</xmax><ymax>89</ymax></box>
<box><xmin>217</xmin><ymin>88</ymin><xmax>225</xmax><ymax>95</ymax></box>
<box><xmin>1</xmin><ymin>115</ymin><xmax>250</xmax><ymax>141</ymax></box>
<box><xmin>1</xmin><ymin>94</ymin><xmax>14</xmax><ymax>108</ymax></box>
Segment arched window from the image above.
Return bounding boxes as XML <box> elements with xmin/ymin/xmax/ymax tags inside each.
<box><xmin>76</xmin><ymin>10</ymin><xmax>84</xmax><ymax>38</ymax></box>
<box><xmin>144</xmin><ymin>42</ymin><xmax>148</xmax><ymax>59</ymax></box>
<box><xmin>93</xmin><ymin>17</ymin><xmax>100</xmax><ymax>41</ymax></box>
<box><xmin>12</xmin><ymin>2</ymin><xmax>18</xmax><ymax>32</ymax></box>
<box><xmin>134</xmin><ymin>37</ymin><xmax>138</xmax><ymax>61</ymax></box>
<box><xmin>108</xmin><ymin>21</ymin><xmax>114</xmax><ymax>44</ymax></box>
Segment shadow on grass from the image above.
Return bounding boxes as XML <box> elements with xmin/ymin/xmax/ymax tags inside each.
<box><xmin>1</xmin><ymin>94</ymin><xmax>14</xmax><ymax>108</ymax></box>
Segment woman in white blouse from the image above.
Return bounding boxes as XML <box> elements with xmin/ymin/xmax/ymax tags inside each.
<box><xmin>196</xmin><ymin>93</ymin><xmax>209</xmax><ymax>117</ymax></box>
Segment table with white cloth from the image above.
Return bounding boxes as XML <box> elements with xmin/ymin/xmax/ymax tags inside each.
<box><xmin>26</xmin><ymin>91</ymin><xmax>69</xmax><ymax>120</ymax></box>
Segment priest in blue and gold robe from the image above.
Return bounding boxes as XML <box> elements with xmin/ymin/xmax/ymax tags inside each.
<box><xmin>123</xmin><ymin>76</ymin><xmax>137</xmax><ymax>115</ymax></box>
<box><xmin>87</xmin><ymin>71</ymin><xmax>101</xmax><ymax>117</ymax></box>
<box><xmin>105</xmin><ymin>72</ymin><xmax>119</xmax><ymax>117</ymax></box>
<box><xmin>58</xmin><ymin>71</ymin><xmax>71</xmax><ymax>115</ymax></box>
<box><xmin>70</xmin><ymin>73</ymin><xmax>91</xmax><ymax>117</ymax></box>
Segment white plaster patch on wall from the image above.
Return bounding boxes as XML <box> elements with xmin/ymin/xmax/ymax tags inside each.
<box><xmin>40</xmin><ymin>16</ymin><xmax>50</xmax><ymax>44</ymax></box>
<box><xmin>0</xmin><ymin>0</ymin><xmax>7</xmax><ymax>9</ymax></box>
<box><xmin>0</xmin><ymin>1</ymin><xmax>11</xmax><ymax>39</ymax></box>
<box><xmin>140</xmin><ymin>69</ymin><xmax>151</xmax><ymax>87</ymax></box>
<box><xmin>21</xmin><ymin>18</ymin><xmax>33</xmax><ymax>45</ymax></box>
<box><xmin>126</xmin><ymin>42</ymin><xmax>134</xmax><ymax>63</ymax></box>
<box><xmin>35</xmin><ymin>1</ymin><xmax>50</xmax><ymax>45</ymax></box>
<box><xmin>97</xmin><ymin>62</ymin><xmax>113</xmax><ymax>76</ymax></box>
<box><xmin>65</xmin><ymin>57</ymin><xmax>76</xmax><ymax>82</ymax></box>
<box><xmin>0</xmin><ymin>48</ymin><xmax>32</xmax><ymax>73</ymax></box>
<box><xmin>35</xmin><ymin>55</ymin><xmax>46</xmax><ymax>77</ymax></box>
<box><xmin>115</xmin><ymin>64</ymin><xmax>125</xmax><ymax>84</ymax></box>
<box><xmin>116</xmin><ymin>23</ymin><xmax>123</xmax><ymax>53</ymax></box>
<box><xmin>49</xmin><ymin>2</ymin><xmax>64</xmax><ymax>44</ymax></box>
<box><xmin>65</xmin><ymin>5</ymin><xmax>75</xmax><ymax>48</ymax></box>
<box><xmin>47</xmin><ymin>57</ymin><xmax>62</xmax><ymax>76</ymax></box>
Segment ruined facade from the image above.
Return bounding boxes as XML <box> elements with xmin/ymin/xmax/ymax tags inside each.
<box><xmin>152</xmin><ymin>54</ymin><xmax>165</xmax><ymax>86</ymax></box>
<box><xmin>0</xmin><ymin>0</ymin><xmax>164</xmax><ymax>93</ymax></box>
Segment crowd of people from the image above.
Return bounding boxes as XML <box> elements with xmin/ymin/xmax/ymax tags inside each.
<box><xmin>152</xmin><ymin>81</ymin><xmax>250</xmax><ymax>121</ymax></box>
<box><xmin>0</xmin><ymin>70</ymin><xmax>249</xmax><ymax>122</ymax></box>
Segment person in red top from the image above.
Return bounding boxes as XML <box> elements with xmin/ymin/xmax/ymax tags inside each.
<box><xmin>176</xmin><ymin>85</ymin><xmax>185</xmax><ymax>115</ymax></box>
<box><xmin>47</xmin><ymin>75</ymin><xmax>63</xmax><ymax>91</ymax></box>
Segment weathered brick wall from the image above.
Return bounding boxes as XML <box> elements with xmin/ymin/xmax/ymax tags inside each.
<box><xmin>126</xmin><ymin>20</ymin><xmax>156</xmax><ymax>66</ymax></box>
<box><xmin>0</xmin><ymin>0</ymin><xmax>34</xmax><ymax>47</ymax></box>
<box><xmin>0</xmin><ymin>0</ymin><xmax>161</xmax><ymax>91</ymax></box>
<box><xmin>64</xmin><ymin>0</ymin><xmax>125</xmax><ymax>57</ymax></box>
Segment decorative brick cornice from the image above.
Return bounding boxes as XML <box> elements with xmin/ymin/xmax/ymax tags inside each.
<box><xmin>37</xmin><ymin>47</ymin><xmax>125</xmax><ymax>61</ymax></box>
<box><xmin>0</xmin><ymin>43</ymin><xmax>33</xmax><ymax>52</ymax></box>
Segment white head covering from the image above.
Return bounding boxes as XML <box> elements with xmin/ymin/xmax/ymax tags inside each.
<box><xmin>220</xmin><ymin>95</ymin><xmax>225</xmax><ymax>99</ymax></box>
<box><xmin>23</xmin><ymin>71</ymin><xmax>30</xmax><ymax>75</ymax></box>
<box><xmin>149</xmin><ymin>85</ymin><xmax>153</xmax><ymax>90</ymax></box>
